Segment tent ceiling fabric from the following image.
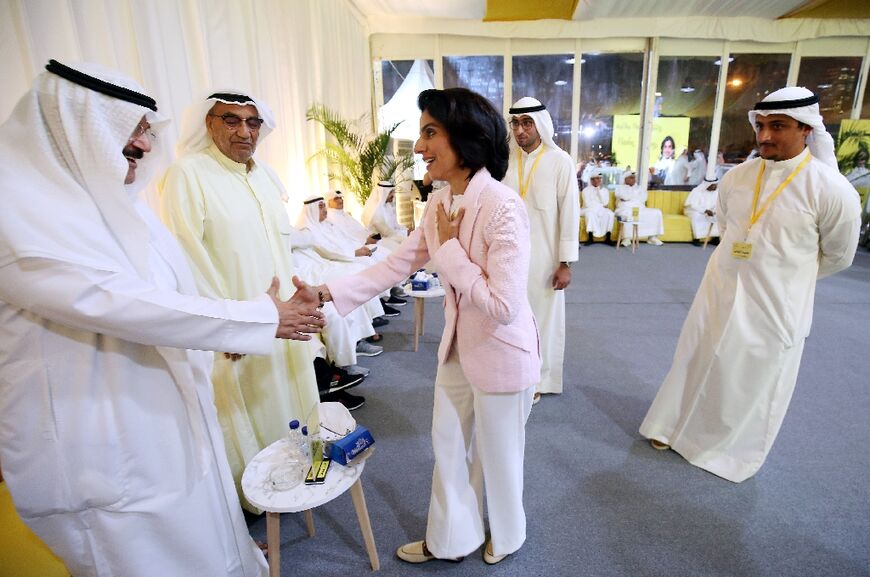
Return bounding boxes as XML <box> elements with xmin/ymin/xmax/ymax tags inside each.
<box><xmin>350</xmin><ymin>0</ymin><xmax>864</xmax><ymax>20</ymax></box>
<box><xmin>484</xmin><ymin>0</ymin><xmax>579</xmax><ymax>22</ymax></box>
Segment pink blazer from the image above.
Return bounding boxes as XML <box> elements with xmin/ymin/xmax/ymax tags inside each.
<box><xmin>328</xmin><ymin>168</ymin><xmax>541</xmax><ymax>393</ymax></box>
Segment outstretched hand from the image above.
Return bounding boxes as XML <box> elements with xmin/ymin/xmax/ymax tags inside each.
<box><xmin>436</xmin><ymin>203</ymin><xmax>464</xmax><ymax>245</ymax></box>
<box><xmin>266</xmin><ymin>276</ymin><xmax>326</xmax><ymax>341</ymax></box>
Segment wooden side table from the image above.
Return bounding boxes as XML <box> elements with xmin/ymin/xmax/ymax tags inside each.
<box><xmin>616</xmin><ymin>219</ymin><xmax>639</xmax><ymax>254</ymax></box>
<box><xmin>242</xmin><ymin>439</ymin><xmax>380</xmax><ymax>575</ymax></box>
<box><xmin>403</xmin><ymin>284</ymin><xmax>445</xmax><ymax>351</ymax></box>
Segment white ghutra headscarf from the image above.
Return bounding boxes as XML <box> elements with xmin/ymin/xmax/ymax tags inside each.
<box><xmin>175</xmin><ymin>89</ymin><xmax>276</xmax><ymax>157</ymax></box>
<box><xmin>748</xmin><ymin>86</ymin><xmax>837</xmax><ymax>169</ymax></box>
<box><xmin>508</xmin><ymin>97</ymin><xmax>557</xmax><ymax>153</ymax></box>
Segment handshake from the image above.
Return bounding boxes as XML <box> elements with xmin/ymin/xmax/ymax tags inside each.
<box><xmin>267</xmin><ymin>276</ymin><xmax>327</xmax><ymax>341</ymax></box>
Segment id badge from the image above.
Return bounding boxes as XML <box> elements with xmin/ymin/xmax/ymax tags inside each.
<box><xmin>731</xmin><ymin>241</ymin><xmax>752</xmax><ymax>260</ymax></box>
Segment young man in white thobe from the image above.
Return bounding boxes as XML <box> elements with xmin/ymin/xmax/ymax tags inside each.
<box><xmin>502</xmin><ymin>97</ymin><xmax>579</xmax><ymax>404</ymax></box>
<box><xmin>580</xmin><ymin>171</ymin><xmax>616</xmax><ymax>245</ymax></box>
<box><xmin>685</xmin><ymin>177</ymin><xmax>720</xmax><ymax>245</ymax></box>
<box><xmin>640</xmin><ymin>87</ymin><xmax>862</xmax><ymax>483</ymax></box>
<box><xmin>159</xmin><ymin>92</ymin><xmax>326</xmax><ymax>509</ymax></box>
<box><xmin>0</xmin><ymin>61</ymin><xmax>323</xmax><ymax>577</ymax></box>
<box><xmin>614</xmin><ymin>169</ymin><xmax>665</xmax><ymax>246</ymax></box>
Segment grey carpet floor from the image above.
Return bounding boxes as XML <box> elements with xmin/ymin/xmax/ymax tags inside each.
<box><xmin>248</xmin><ymin>243</ymin><xmax>870</xmax><ymax>577</ymax></box>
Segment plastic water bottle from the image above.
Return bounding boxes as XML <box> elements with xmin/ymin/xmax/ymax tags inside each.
<box><xmin>300</xmin><ymin>425</ymin><xmax>312</xmax><ymax>466</ymax></box>
<box><xmin>430</xmin><ymin>272</ymin><xmax>440</xmax><ymax>289</ymax></box>
<box><xmin>287</xmin><ymin>420</ymin><xmax>304</xmax><ymax>462</ymax></box>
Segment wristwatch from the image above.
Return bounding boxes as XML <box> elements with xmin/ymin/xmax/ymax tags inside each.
<box><xmin>560</xmin><ymin>261</ymin><xmax>571</xmax><ymax>269</ymax></box>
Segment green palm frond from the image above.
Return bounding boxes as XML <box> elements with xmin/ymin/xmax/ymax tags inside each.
<box><xmin>307</xmin><ymin>103</ymin><xmax>415</xmax><ymax>204</ymax></box>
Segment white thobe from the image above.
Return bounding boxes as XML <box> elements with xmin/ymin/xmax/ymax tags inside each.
<box><xmin>685</xmin><ymin>182</ymin><xmax>720</xmax><ymax>239</ymax></box>
<box><xmin>159</xmin><ymin>145</ymin><xmax>320</xmax><ymax>510</ymax></box>
<box><xmin>503</xmin><ymin>144</ymin><xmax>579</xmax><ymax>394</ymax></box>
<box><xmin>614</xmin><ymin>184</ymin><xmax>665</xmax><ymax>239</ymax></box>
<box><xmin>580</xmin><ymin>185</ymin><xmax>615</xmax><ymax>237</ymax></box>
<box><xmin>0</xmin><ymin>200</ymin><xmax>272</xmax><ymax>577</ymax></box>
<box><xmin>368</xmin><ymin>202</ymin><xmax>407</xmax><ymax>251</ymax></box>
<box><xmin>640</xmin><ymin>148</ymin><xmax>862</xmax><ymax>482</ymax></box>
<box><xmin>665</xmin><ymin>155</ymin><xmax>690</xmax><ymax>185</ymax></box>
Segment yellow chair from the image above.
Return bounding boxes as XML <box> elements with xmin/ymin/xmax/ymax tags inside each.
<box><xmin>646</xmin><ymin>189</ymin><xmax>694</xmax><ymax>242</ymax></box>
<box><xmin>0</xmin><ymin>481</ymin><xmax>70</xmax><ymax>577</ymax></box>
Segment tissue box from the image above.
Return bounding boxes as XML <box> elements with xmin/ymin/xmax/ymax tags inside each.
<box><xmin>327</xmin><ymin>425</ymin><xmax>374</xmax><ymax>465</ymax></box>
<box><xmin>410</xmin><ymin>279</ymin><xmax>430</xmax><ymax>291</ymax></box>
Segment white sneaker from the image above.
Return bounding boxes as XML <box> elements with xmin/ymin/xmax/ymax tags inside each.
<box><xmin>647</xmin><ymin>236</ymin><xmax>663</xmax><ymax>246</ymax></box>
<box><xmin>355</xmin><ymin>340</ymin><xmax>383</xmax><ymax>357</ymax></box>
<box><xmin>620</xmin><ymin>238</ymin><xmax>632</xmax><ymax>247</ymax></box>
<box><xmin>342</xmin><ymin>364</ymin><xmax>370</xmax><ymax>377</ymax></box>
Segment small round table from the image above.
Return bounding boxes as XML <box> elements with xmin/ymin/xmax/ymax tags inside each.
<box><xmin>615</xmin><ymin>218</ymin><xmax>639</xmax><ymax>254</ymax></box>
<box><xmin>403</xmin><ymin>283</ymin><xmax>445</xmax><ymax>351</ymax></box>
<box><xmin>241</xmin><ymin>438</ymin><xmax>380</xmax><ymax>575</ymax></box>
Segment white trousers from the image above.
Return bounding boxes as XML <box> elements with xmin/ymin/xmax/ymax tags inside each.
<box><xmin>425</xmin><ymin>349</ymin><xmax>534</xmax><ymax>559</ymax></box>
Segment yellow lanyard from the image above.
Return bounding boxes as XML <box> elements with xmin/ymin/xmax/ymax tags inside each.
<box><xmin>517</xmin><ymin>146</ymin><xmax>546</xmax><ymax>198</ymax></box>
<box><xmin>748</xmin><ymin>152</ymin><xmax>812</xmax><ymax>232</ymax></box>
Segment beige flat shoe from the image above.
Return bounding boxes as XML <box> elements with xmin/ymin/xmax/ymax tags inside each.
<box><xmin>650</xmin><ymin>438</ymin><xmax>670</xmax><ymax>451</ymax></box>
<box><xmin>396</xmin><ymin>540</ymin><xmax>463</xmax><ymax>564</ymax></box>
<box><xmin>532</xmin><ymin>392</ymin><xmax>542</xmax><ymax>405</ymax></box>
<box><xmin>483</xmin><ymin>540</ymin><xmax>509</xmax><ymax>565</ymax></box>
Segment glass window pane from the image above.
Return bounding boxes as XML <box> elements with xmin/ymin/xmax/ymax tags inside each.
<box><xmin>443</xmin><ymin>56</ymin><xmax>504</xmax><ymax>113</ymax></box>
<box><xmin>652</xmin><ymin>56</ymin><xmax>720</xmax><ymax>186</ymax></box>
<box><xmin>577</xmin><ymin>53</ymin><xmax>644</xmax><ymax>188</ymax></box>
<box><xmin>381</xmin><ymin>60</ymin><xmax>415</xmax><ymax>104</ymax></box>
<box><xmin>797</xmin><ymin>56</ymin><xmax>863</xmax><ymax>148</ymax></box>
<box><xmin>511</xmin><ymin>54</ymin><xmax>574</xmax><ymax>151</ymax></box>
<box><xmin>718</xmin><ymin>53</ymin><xmax>791</xmax><ymax>171</ymax></box>
<box><xmin>863</xmin><ymin>78</ymin><xmax>870</xmax><ymax>119</ymax></box>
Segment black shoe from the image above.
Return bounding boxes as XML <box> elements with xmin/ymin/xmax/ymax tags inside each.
<box><xmin>583</xmin><ymin>237</ymin><xmax>594</xmax><ymax>246</ymax></box>
<box><xmin>322</xmin><ymin>389</ymin><xmax>366</xmax><ymax>411</ymax></box>
<box><xmin>692</xmin><ymin>239</ymin><xmax>702</xmax><ymax>247</ymax></box>
<box><xmin>385</xmin><ymin>295</ymin><xmax>407</xmax><ymax>306</ymax></box>
<box><xmin>380</xmin><ymin>301</ymin><xmax>401</xmax><ymax>317</ymax></box>
<box><xmin>313</xmin><ymin>358</ymin><xmax>364</xmax><ymax>395</ymax></box>
<box><xmin>372</xmin><ymin>316</ymin><xmax>389</xmax><ymax>328</ymax></box>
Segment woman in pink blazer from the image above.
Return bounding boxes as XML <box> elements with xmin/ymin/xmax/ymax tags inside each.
<box><xmin>312</xmin><ymin>88</ymin><xmax>540</xmax><ymax>566</ymax></box>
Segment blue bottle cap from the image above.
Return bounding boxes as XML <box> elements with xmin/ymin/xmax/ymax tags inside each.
<box><xmin>301</xmin><ymin>425</ymin><xmax>308</xmax><ymax>436</ymax></box>
<box><xmin>289</xmin><ymin>419</ymin><xmax>300</xmax><ymax>429</ymax></box>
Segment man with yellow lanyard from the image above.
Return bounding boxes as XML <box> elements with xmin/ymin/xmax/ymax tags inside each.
<box><xmin>502</xmin><ymin>97</ymin><xmax>579</xmax><ymax>404</ymax></box>
<box><xmin>640</xmin><ymin>87</ymin><xmax>862</xmax><ymax>483</ymax></box>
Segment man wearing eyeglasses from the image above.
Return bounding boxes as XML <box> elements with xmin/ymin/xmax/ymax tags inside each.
<box><xmin>0</xmin><ymin>63</ymin><xmax>324</xmax><ymax>577</ymax></box>
<box><xmin>159</xmin><ymin>92</ymin><xmax>330</xmax><ymax>511</ymax></box>
<box><xmin>502</xmin><ymin>97</ymin><xmax>579</xmax><ymax>406</ymax></box>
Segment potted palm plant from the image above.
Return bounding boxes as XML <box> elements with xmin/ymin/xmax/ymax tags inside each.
<box><xmin>307</xmin><ymin>103</ymin><xmax>414</xmax><ymax>205</ymax></box>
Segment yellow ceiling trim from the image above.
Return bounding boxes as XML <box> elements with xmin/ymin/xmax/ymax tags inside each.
<box><xmin>778</xmin><ymin>0</ymin><xmax>870</xmax><ymax>19</ymax></box>
<box><xmin>484</xmin><ymin>0</ymin><xmax>580</xmax><ymax>22</ymax></box>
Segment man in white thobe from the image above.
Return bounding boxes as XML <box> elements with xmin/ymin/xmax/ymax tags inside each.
<box><xmin>580</xmin><ymin>170</ymin><xmax>616</xmax><ymax>243</ymax></box>
<box><xmin>502</xmin><ymin>97</ymin><xmax>579</xmax><ymax>402</ymax></box>
<box><xmin>640</xmin><ymin>87</ymin><xmax>862</xmax><ymax>483</ymax></box>
<box><xmin>685</xmin><ymin>177</ymin><xmax>720</xmax><ymax>244</ymax></box>
<box><xmin>327</xmin><ymin>189</ymin><xmax>380</xmax><ymax>246</ymax></box>
<box><xmin>614</xmin><ymin>169</ymin><xmax>665</xmax><ymax>246</ymax></box>
<box><xmin>159</xmin><ymin>92</ymin><xmax>322</xmax><ymax>510</ymax></box>
<box><xmin>362</xmin><ymin>181</ymin><xmax>408</xmax><ymax>251</ymax></box>
<box><xmin>0</xmin><ymin>61</ymin><xmax>323</xmax><ymax>577</ymax></box>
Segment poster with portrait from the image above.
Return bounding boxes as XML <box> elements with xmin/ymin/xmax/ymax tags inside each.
<box><xmin>837</xmin><ymin>119</ymin><xmax>870</xmax><ymax>209</ymax></box>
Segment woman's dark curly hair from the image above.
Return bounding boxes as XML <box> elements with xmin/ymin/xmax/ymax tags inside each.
<box><xmin>417</xmin><ymin>88</ymin><xmax>510</xmax><ymax>181</ymax></box>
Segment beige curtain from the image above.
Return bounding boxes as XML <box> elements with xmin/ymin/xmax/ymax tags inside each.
<box><xmin>0</xmin><ymin>0</ymin><xmax>371</xmax><ymax>217</ymax></box>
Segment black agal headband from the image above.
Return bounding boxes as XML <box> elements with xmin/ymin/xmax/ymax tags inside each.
<box><xmin>752</xmin><ymin>94</ymin><xmax>819</xmax><ymax>111</ymax></box>
<box><xmin>45</xmin><ymin>59</ymin><xmax>157</xmax><ymax>111</ymax></box>
<box><xmin>508</xmin><ymin>103</ymin><xmax>546</xmax><ymax>114</ymax></box>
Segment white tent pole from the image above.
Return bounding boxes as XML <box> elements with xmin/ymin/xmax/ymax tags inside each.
<box><xmin>707</xmin><ymin>41</ymin><xmax>731</xmax><ymax>181</ymax></box>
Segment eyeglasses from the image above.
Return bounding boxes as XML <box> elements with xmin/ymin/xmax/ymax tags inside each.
<box><xmin>509</xmin><ymin>118</ymin><xmax>536</xmax><ymax>131</ymax></box>
<box><xmin>209</xmin><ymin>113</ymin><xmax>264</xmax><ymax>131</ymax></box>
<box><xmin>129</xmin><ymin>121</ymin><xmax>156</xmax><ymax>143</ymax></box>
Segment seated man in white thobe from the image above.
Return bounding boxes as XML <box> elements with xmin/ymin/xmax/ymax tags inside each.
<box><xmin>0</xmin><ymin>61</ymin><xmax>324</xmax><ymax>577</ymax></box>
<box><xmin>159</xmin><ymin>91</ymin><xmax>324</xmax><ymax>510</ymax></box>
<box><xmin>327</xmin><ymin>189</ymin><xmax>406</xmax><ymax>303</ymax></box>
<box><xmin>685</xmin><ymin>177</ymin><xmax>720</xmax><ymax>245</ymax></box>
<box><xmin>614</xmin><ymin>169</ymin><xmax>665</xmax><ymax>246</ymax></box>
<box><xmin>580</xmin><ymin>170</ymin><xmax>615</xmax><ymax>245</ymax></box>
<box><xmin>362</xmin><ymin>181</ymin><xmax>408</xmax><ymax>251</ymax></box>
